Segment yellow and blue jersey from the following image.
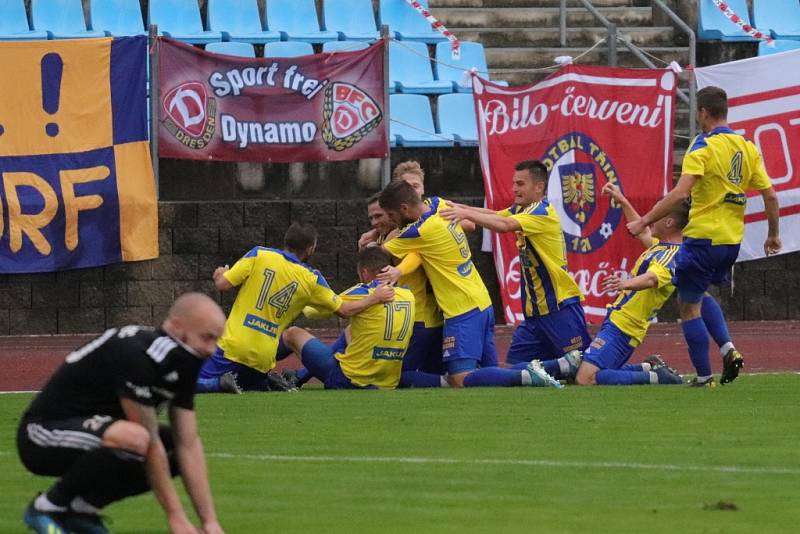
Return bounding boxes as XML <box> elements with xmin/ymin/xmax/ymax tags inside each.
<box><xmin>682</xmin><ymin>127</ymin><xmax>772</xmax><ymax>245</ymax></box>
<box><xmin>219</xmin><ymin>247</ymin><xmax>342</xmax><ymax>372</ymax></box>
<box><xmin>498</xmin><ymin>200</ymin><xmax>583</xmax><ymax>318</ymax></box>
<box><xmin>336</xmin><ymin>281</ymin><xmax>415</xmax><ymax>389</ymax></box>
<box><xmin>607</xmin><ymin>240</ymin><xmax>680</xmax><ymax>345</ymax></box>
<box><xmin>398</xmin><ymin>267</ymin><xmax>443</xmax><ymax>328</ymax></box>
<box><xmin>384</xmin><ymin>197</ymin><xmax>492</xmax><ymax>319</ymax></box>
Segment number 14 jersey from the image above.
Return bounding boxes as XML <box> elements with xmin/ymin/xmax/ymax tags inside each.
<box><xmin>220</xmin><ymin>247</ymin><xmax>342</xmax><ymax>372</ymax></box>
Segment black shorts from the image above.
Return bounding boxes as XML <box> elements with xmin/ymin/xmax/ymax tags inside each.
<box><xmin>17</xmin><ymin>415</ymin><xmax>173</xmax><ymax>477</ymax></box>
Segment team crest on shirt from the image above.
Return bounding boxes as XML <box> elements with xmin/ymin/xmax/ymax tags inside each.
<box><xmin>321</xmin><ymin>82</ymin><xmax>383</xmax><ymax>152</ymax></box>
<box><xmin>541</xmin><ymin>132</ymin><xmax>623</xmax><ymax>254</ymax></box>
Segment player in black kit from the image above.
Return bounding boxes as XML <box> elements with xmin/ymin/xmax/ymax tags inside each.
<box><xmin>17</xmin><ymin>293</ymin><xmax>227</xmax><ymax>534</ymax></box>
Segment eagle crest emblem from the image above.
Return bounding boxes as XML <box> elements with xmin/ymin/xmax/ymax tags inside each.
<box><xmin>558</xmin><ymin>162</ymin><xmax>596</xmax><ymax>226</ymax></box>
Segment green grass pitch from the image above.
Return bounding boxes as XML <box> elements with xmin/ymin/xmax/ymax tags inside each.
<box><xmin>3</xmin><ymin>374</ymin><xmax>800</xmax><ymax>533</ymax></box>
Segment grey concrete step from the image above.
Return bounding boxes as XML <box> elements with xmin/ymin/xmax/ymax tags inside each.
<box><xmin>485</xmin><ymin>46</ymin><xmax>690</xmax><ymax>69</ymax></box>
<box><xmin>430</xmin><ymin>0</ymin><xmax>650</xmax><ymax>7</ymax></box>
<box><xmin>451</xmin><ymin>26</ymin><xmax>676</xmax><ymax>47</ymax></box>
<box><xmin>435</xmin><ymin>7</ymin><xmax>654</xmax><ymax>28</ymax></box>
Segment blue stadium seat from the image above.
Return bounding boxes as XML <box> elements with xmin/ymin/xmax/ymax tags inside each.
<box><xmin>435</xmin><ymin>41</ymin><xmax>509</xmax><ymax>92</ymax></box>
<box><xmin>207</xmin><ymin>0</ymin><xmax>280</xmax><ymax>44</ymax></box>
<box><xmin>90</xmin><ymin>0</ymin><xmax>146</xmax><ymax>36</ymax></box>
<box><xmin>31</xmin><ymin>0</ymin><xmax>105</xmax><ymax>39</ymax></box>
<box><xmin>324</xmin><ymin>0</ymin><xmax>379</xmax><ymax>41</ymax></box>
<box><xmin>437</xmin><ymin>94</ymin><xmax>478</xmax><ymax>147</ymax></box>
<box><xmin>758</xmin><ymin>39</ymin><xmax>800</xmax><ymax>55</ymax></box>
<box><xmin>206</xmin><ymin>41</ymin><xmax>256</xmax><ymax>57</ymax></box>
<box><xmin>390</xmin><ymin>41</ymin><xmax>452</xmax><ymax>94</ymax></box>
<box><xmin>698</xmin><ymin>0</ymin><xmax>756</xmax><ymax>41</ymax></box>
<box><xmin>753</xmin><ymin>0</ymin><xmax>800</xmax><ymax>39</ymax></box>
<box><xmin>380</xmin><ymin>0</ymin><xmax>446</xmax><ymax>43</ymax></box>
<box><xmin>149</xmin><ymin>0</ymin><xmax>222</xmax><ymax>44</ymax></box>
<box><xmin>266</xmin><ymin>0</ymin><xmax>337</xmax><ymax>43</ymax></box>
<box><xmin>322</xmin><ymin>41</ymin><xmax>370</xmax><ymax>53</ymax></box>
<box><xmin>263</xmin><ymin>41</ymin><xmax>314</xmax><ymax>58</ymax></box>
<box><xmin>390</xmin><ymin>94</ymin><xmax>453</xmax><ymax>147</ymax></box>
<box><xmin>0</xmin><ymin>1</ymin><xmax>48</xmax><ymax>40</ymax></box>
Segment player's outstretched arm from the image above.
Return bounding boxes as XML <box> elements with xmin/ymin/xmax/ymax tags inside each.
<box><xmin>602</xmin><ymin>272</ymin><xmax>658</xmax><ymax>293</ymax></box>
<box><xmin>629</xmin><ymin>174</ymin><xmax>698</xmax><ymax>237</ymax></box>
<box><xmin>170</xmin><ymin>406</ymin><xmax>224</xmax><ymax>534</ymax></box>
<box><xmin>760</xmin><ymin>186</ymin><xmax>782</xmax><ymax>255</ymax></box>
<box><xmin>336</xmin><ymin>284</ymin><xmax>395</xmax><ymax>317</ymax></box>
<box><xmin>602</xmin><ymin>183</ymin><xmax>653</xmax><ymax>247</ymax></box>
<box><xmin>121</xmin><ymin>398</ymin><xmax>200</xmax><ymax>534</ymax></box>
<box><xmin>440</xmin><ymin>205</ymin><xmax>520</xmax><ymax>233</ymax></box>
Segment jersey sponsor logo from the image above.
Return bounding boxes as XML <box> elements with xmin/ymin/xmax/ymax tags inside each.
<box><xmin>125</xmin><ymin>381</ymin><xmax>152</xmax><ymax>400</ymax></box>
<box><xmin>542</xmin><ymin>132</ymin><xmax>623</xmax><ymax>254</ymax></box>
<box><xmin>243</xmin><ymin>313</ymin><xmax>279</xmax><ymax>338</ymax></box>
<box><xmin>82</xmin><ymin>415</ymin><xmax>113</xmax><ymax>432</ymax></box>
<box><xmin>322</xmin><ymin>82</ymin><xmax>383</xmax><ymax>152</ymax></box>
<box><xmin>723</xmin><ymin>192</ymin><xmax>747</xmax><ymax>206</ymax></box>
<box><xmin>162</xmin><ymin>82</ymin><xmax>216</xmax><ymax>150</ymax></box>
<box><xmin>457</xmin><ymin>259</ymin><xmax>474</xmax><ymax>277</ymax></box>
<box><xmin>372</xmin><ymin>347</ymin><xmax>405</xmax><ymax>361</ymax></box>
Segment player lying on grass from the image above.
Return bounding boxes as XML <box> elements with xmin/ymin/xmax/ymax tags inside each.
<box><xmin>281</xmin><ymin>247</ymin><xmax>412</xmax><ymax>389</ymax></box>
<box><xmin>18</xmin><ymin>293</ymin><xmax>226</xmax><ymax>534</ymax></box>
<box><xmin>196</xmin><ymin>223</ymin><xmax>392</xmax><ymax>393</ymax></box>
<box><xmin>377</xmin><ymin>180</ymin><xmax>560</xmax><ymax>389</ymax></box>
<box><xmin>628</xmin><ymin>86</ymin><xmax>781</xmax><ymax>387</ymax></box>
<box><xmin>439</xmin><ymin>159</ymin><xmax>591</xmax><ymax>367</ymax></box>
<box><xmin>536</xmin><ymin>184</ymin><xmax>686</xmax><ymax>386</ymax></box>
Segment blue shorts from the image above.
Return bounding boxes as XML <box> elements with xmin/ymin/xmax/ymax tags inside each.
<box><xmin>197</xmin><ymin>347</ymin><xmax>271</xmax><ymax>391</ymax></box>
<box><xmin>505</xmin><ymin>301</ymin><xmax>591</xmax><ymax>365</ymax></box>
<box><xmin>300</xmin><ymin>338</ymin><xmax>373</xmax><ymax>390</ymax></box>
<box><xmin>674</xmin><ymin>238</ymin><xmax>740</xmax><ymax>304</ymax></box>
<box><xmin>582</xmin><ymin>320</ymin><xmax>636</xmax><ymax>370</ymax></box>
<box><xmin>402</xmin><ymin>323</ymin><xmax>444</xmax><ymax>374</ymax></box>
<box><xmin>442</xmin><ymin>307</ymin><xmax>498</xmax><ymax>374</ymax></box>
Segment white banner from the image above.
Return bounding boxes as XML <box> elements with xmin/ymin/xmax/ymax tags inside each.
<box><xmin>695</xmin><ymin>50</ymin><xmax>800</xmax><ymax>261</ymax></box>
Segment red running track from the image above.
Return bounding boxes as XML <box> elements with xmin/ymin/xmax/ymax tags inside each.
<box><xmin>0</xmin><ymin>321</ymin><xmax>798</xmax><ymax>391</ymax></box>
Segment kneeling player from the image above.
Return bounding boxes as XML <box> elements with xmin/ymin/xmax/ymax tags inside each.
<box><xmin>282</xmin><ymin>247</ymin><xmax>413</xmax><ymax>389</ymax></box>
<box><xmin>18</xmin><ymin>293</ymin><xmax>226</xmax><ymax>534</ymax></box>
<box><xmin>541</xmin><ymin>184</ymin><xmax>686</xmax><ymax>386</ymax></box>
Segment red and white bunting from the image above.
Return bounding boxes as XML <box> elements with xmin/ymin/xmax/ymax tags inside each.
<box><xmin>404</xmin><ymin>0</ymin><xmax>461</xmax><ymax>59</ymax></box>
<box><xmin>711</xmin><ymin>0</ymin><xmax>775</xmax><ymax>45</ymax></box>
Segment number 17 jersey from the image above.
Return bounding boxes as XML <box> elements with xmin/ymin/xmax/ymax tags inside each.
<box><xmin>220</xmin><ymin>247</ymin><xmax>342</xmax><ymax>372</ymax></box>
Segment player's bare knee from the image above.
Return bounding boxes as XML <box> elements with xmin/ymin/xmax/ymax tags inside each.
<box><xmin>575</xmin><ymin>367</ymin><xmax>596</xmax><ymax>386</ymax></box>
<box><xmin>446</xmin><ymin>372</ymin><xmax>467</xmax><ymax>388</ymax></box>
<box><xmin>103</xmin><ymin>420</ymin><xmax>151</xmax><ymax>455</ymax></box>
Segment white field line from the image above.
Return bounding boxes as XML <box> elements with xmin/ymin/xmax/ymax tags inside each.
<box><xmin>206</xmin><ymin>452</ymin><xmax>800</xmax><ymax>476</ymax></box>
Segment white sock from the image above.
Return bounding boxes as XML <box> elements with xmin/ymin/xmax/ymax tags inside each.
<box><xmin>641</xmin><ymin>362</ymin><xmax>652</xmax><ymax>372</ymax></box>
<box><xmin>439</xmin><ymin>376</ymin><xmax>449</xmax><ymax>388</ymax></box>
<box><xmin>720</xmin><ymin>342</ymin><xmax>735</xmax><ymax>356</ymax></box>
<box><xmin>70</xmin><ymin>496</ymin><xmax>100</xmax><ymax>515</ymax></box>
<box><xmin>557</xmin><ymin>357</ymin><xmax>571</xmax><ymax>375</ymax></box>
<box><xmin>34</xmin><ymin>494</ymin><xmax>67</xmax><ymax>513</ymax></box>
<box><xmin>697</xmin><ymin>374</ymin><xmax>713</xmax><ymax>383</ymax></box>
<box><xmin>521</xmin><ymin>371</ymin><xmax>532</xmax><ymax>385</ymax></box>
<box><xmin>649</xmin><ymin>371</ymin><xmax>659</xmax><ymax>384</ymax></box>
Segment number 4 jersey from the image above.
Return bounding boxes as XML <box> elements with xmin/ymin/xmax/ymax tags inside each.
<box><xmin>220</xmin><ymin>247</ymin><xmax>342</xmax><ymax>372</ymax></box>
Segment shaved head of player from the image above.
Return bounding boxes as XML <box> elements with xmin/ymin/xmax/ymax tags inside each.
<box><xmin>164</xmin><ymin>292</ymin><xmax>226</xmax><ymax>358</ymax></box>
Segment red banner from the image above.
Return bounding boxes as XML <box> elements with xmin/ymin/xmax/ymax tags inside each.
<box><xmin>473</xmin><ymin>66</ymin><xmax>676</xmax><ymax>324</ymax></box>
<box><xmin>157</xmin><ymin>38</ymin><xmax>387</xmax><ymax>163</ymax></box>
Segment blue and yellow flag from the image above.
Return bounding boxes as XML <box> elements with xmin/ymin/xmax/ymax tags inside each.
<box><xmin>0</xmin><ymin>36</ymin><xmax>157</xmax><ymax>273</ymax></box>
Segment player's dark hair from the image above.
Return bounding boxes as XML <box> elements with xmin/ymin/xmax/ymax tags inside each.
<box><xmin>283</xmin><ymin>222</ymin><xmax>317</xmax><ymax>253</ymax></box>
<box><xmin>514</xmin><ymin>160</ymin><xmax>548</xmax><ymax>183</ymax></box>
<box><xmin>357</xmin><ymin>246</ymin><xmax>391</xmax><ymax>274</ymax></box>
<box><xmin>697</xmin><ymin>86</ymin><xmax>728</xmax><ymax>119</ymax></box>
<box><xmin>378</xmin><ymin>179</ymin><xmax>421</xmax><ymax>211</ymax></box>
<box><xmin>367</xmin><ymin>192</ymin><xmax>381</xmax><ymax>205</ymax></box>
<box><xmin>669</xmin><ymin>201</ymin><xmax>691</xmax><ymax>230</ymax></box>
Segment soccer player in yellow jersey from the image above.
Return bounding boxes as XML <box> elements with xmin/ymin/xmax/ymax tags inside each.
<box><xmin>379</xmin><ymin>180</ymin><xmax>560</xmax><ymax>389</ymax></box>
<box><xmin>441</xmin><ymin>160</ymin><xmax>591</xmax><ymax>366</ymax></box>
<box><xmin>629</xmin><ymin>86</ymin><xmax>782</xmax><ymax>387</ymax></box>
<box><xmin>196</xmin><ymin>223</ymin><xmax>392</xmax><ymax>393</ymax></box>
<box><xmin>281</xmin><ymin>248</ymin><xmax>414</xmax><ymax>389</ymax></box>
<box><xmin>536</xmin><ymin>183</ymin><xmax>686</xmax><ymax>386</ymax></box>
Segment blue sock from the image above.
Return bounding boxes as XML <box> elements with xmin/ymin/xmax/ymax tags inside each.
<box><xmin>399</xmin><ymin>371</ymin><xmax>442</xmax><ymax>388</ymax></box>
<box><xmin>701</xmin><ymin>295</ymin><xmax>731</xmax><ymax>350</ymax></box>
<box><xmin>296</xmin><ymin>367</ymin><xmax>312</xmax><ymax>385</ymax></box>
<box><xmin>463</xmin><ymin>367</ymin><xmax>522</xmax><ymax>387</ymax></box>
<box><xmin>596</xmin><ymin>369</ymin><xmax>651</xmax><ymax>385</ymax></box>
<box><xmin>621</xmin><ymin>363</ymin><xmax>645</xmax><ymax>372</ymax></box>
<box><xmin>275</xmin><ymin>337</ymin><xmax>292</xmax><ymax>361</ymax></box>
<box><xmin>682</xmin><ymin>316</ymin><xmax>711</xmax><ymax>377</ymax></box>
<box><xmin>195</xmin><ymin>377</ymin><xmax>221</xmax><ymax>393</ymax></box>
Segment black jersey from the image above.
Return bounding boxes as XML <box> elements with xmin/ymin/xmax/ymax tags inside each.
<box><xmin>24</xmin><ymin>326</ymin><xmax>203</xmax><ymax>421</ymax></box>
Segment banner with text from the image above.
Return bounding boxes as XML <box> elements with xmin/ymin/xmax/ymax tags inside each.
<box><xmin>474</xmin><ymin>66</ymin><xmax>676</xmax><ymax>324</ymax></box>
<box><xmin>695</xmin><ymin>50</ymin><xmax>800</xmax><ymax>261</ymax></box>
<box><xmin>0</xmin><ymin>36</ymin><xmax>157</xmax><ymax>273</ymax></box>
<box><xmin>158</xmin><ymin>38</ymin><xmax>387</xmax><ymax>163</ymax></box>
